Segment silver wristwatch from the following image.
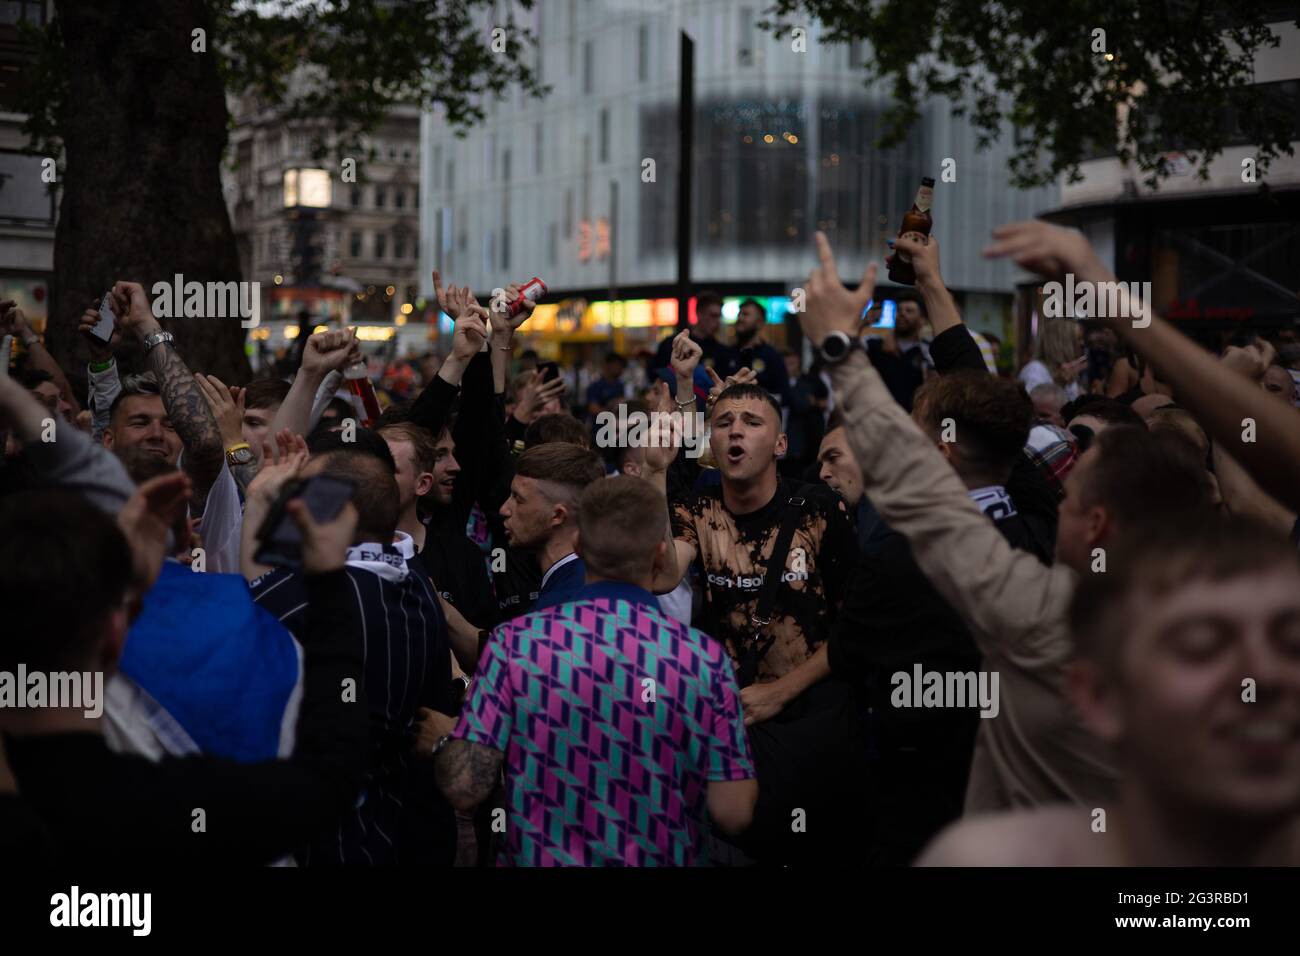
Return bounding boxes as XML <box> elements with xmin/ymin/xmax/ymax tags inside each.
<box><xmin>142</xmin><ymin>330</ymin><xmax>175</xmax><ymax>353</ymax></box>
<box><xmin>819</xmin><ymin>330</ymin><xmax>862</xmax><ymax>365</ymax></box>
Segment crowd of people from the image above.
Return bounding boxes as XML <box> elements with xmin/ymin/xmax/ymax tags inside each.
<box><xmin>2</xmin><ymin>218</ymin><xmax>1299</xmax><ymax>868</ymax></box>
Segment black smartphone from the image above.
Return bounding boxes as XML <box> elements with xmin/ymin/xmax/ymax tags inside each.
<box><xmin>254</xmin><ymin>475</ymin><xmax>357</xmax><ymax>568</ymax></box>
<box><xmin>539</xmin><ymin>361</ymin><xmax>561</xmax><ymax>384</ymax></box>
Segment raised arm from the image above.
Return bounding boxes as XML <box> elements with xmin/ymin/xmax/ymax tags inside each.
<box><xmin>270</xmin><ymin>329</ymin><xmax>357</xmax><ymax>438</ymax></box>
<box><xmin>1</xmin><ymin>302</ymin><xmax>80</xmax><ymax>416</ymax></box>
<box><xmin>800</xmin><ymin>232</ymin><xmax>1071</xmax><ymax>654</ymax></box>
<box><xmin>1210</xmin><ymin>346</ymin><xmax>1297</xmax><ymax>534</ymax></box>
<box><xmin>892</xmin><ymin>234</ymin><xmax>964</xmax><ymax>340</ymax></box>
<box><xmin>0</xmin><ymin>373</ymin><xmax>135</xmax><ymax>514</ymax></box>
<box><xmin>112</xmin><ymin>281</ymin><xmax>224</xmax><ymax>512</ymax></box>
<box><xmin>642</xmin><ymin>335</ymin><xmax>703</xmax><ymax>595</ymax></box>
<box><xmin>487</xmin><ymin>277</ymin><xmax>534</xmax><ymax>396</ymax></box>
<box><xmin>409</xmin><ymin>276</ymin><xmax>484</xmax><ymax>438</ymax></box>
<box><xmin>984</xmin><ymin>221</ymin><xmax>1300</xmax><ymax>514</ymax></box>
<box><xmin>75</xmin><ymin>299</ymin><xmax>124</xmax><ymax>442</ymax></box>
<box><xmin>194</xmin><ymin>375</ymin><xmax>259</xmax><ymax>492</ymax></box>
<box><xmin>890</xmin><ymin>234</ymin><xmax>987</xmax><ymax>375</ymax></box>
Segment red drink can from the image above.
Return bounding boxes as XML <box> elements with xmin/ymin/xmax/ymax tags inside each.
<box><xmin>509</xmin><ymin>277</ymin><xmax>547</xmax><ymax>317</ymax></box>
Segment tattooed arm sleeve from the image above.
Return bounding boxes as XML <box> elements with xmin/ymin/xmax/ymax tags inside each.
<box><xmin>434</xmin><ymin>739</ymin><xmax>503</xmax><ymax>811</ymax></box>
<box><xmin>147</xmin><ymin>341</ymin><xmax>224</xmax><ymax>513</ymax></box>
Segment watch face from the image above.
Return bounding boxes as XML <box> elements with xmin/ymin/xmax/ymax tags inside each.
<box><xmin>229</xmin><ymin>447</ymin><xmax>253</xmax><ymax>465</ymax></box>
<box><xmin>821</xmin><ymin>333</ymin><xmax>851</xmax><ymax>361</ymax></box>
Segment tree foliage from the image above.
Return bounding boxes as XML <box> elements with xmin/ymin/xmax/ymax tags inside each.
<box><xmin>763</xmin><ymin>0</ymin><xmax>1298</xmax><ymax>188</ymax></box>
<box><xmin>23</xmin><ymin>0</ymin><xmax>544</xmax><ymax>169</ymax></box>
<box><xmin>15</xmin><ymin>1</ymin><xmax>543</xmax><ymax>377</ymax></box>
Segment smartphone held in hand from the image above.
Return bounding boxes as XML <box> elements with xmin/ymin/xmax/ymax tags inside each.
<box><xmin>89</xmin><ymin>294</ymin><xmax>117</xmax><ymax>343</ymax></box>
<box><xmin>254</xmin><ymin>475</ymin><xmax>357</xmax><ymax>568</ymax></box>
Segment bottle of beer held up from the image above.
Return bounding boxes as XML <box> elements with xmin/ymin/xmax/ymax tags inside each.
<box><xmin>887</xmin><ymin>177</ymin><xmax>935</xmax><ymax>285</ymax></box>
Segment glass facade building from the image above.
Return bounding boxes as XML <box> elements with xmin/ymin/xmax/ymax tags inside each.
<box><xmin>419</xmin><ymin>0</ymin><xmax>1056</xmax><ymax>358</ymax></box>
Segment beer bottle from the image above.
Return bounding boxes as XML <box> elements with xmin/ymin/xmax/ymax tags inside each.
<box><xmin>887</xmin><ymin>177</ymin><xmax>935</xmax><ymax>285</ymax></box>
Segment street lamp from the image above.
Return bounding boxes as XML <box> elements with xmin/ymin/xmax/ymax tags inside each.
<box><xmin>283</xmin><ymin>168</ymin><xmax>332</xmax><ymax>210</ymax></box>
<box><xmin>282</xmin><ymin>167</ymin><xmax>334</xmax><ymax>288</ymax></box>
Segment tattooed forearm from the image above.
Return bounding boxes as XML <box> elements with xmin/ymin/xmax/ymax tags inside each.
<box><xmin>148</xmin><ymin>342</ymin><xmax>224</xmax><ymax>502</ymax></box>
<box><xmin>434</xmin><ymin>738</ymin><xmax>503</xmax><ymax>810</ymax></box>
<box><xmin>230</xmin><ymin>459</ymin><xmax>260</xmax><ymax>495</ymax></box>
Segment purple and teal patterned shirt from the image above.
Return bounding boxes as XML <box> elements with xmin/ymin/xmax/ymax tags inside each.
<box><xmin>455</xmin><ymin>580</ymin><xmax>754</xmax><ymax>866</ymax></box>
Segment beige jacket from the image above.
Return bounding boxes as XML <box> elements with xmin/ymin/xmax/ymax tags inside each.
<box><xmin>831</xmin><ymin>351</ymin><xmax>1117</xmax><ymax>812</ymax></box>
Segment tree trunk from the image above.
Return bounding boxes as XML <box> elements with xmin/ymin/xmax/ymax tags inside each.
<box><xmin>48</xmin><ymin>0</ymin><xmax>250</xmax><ymax>383</ymax></box>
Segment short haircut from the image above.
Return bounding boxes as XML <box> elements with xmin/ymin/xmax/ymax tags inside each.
<box><xmin>311</xmin><ymin>450</ymin><xmax>401</xmax><ymax>544</ymax></box>
<box><xmin>711</xmin><ymin>382</ymin><xmax>782</xmax><ymax>422</ymax></box>
<box><xmin>912</xmin><ymin>371</ymin><xmax>1032</xmax><ymax>480</ymax></box>
<box><xmin>1077</xmin><ymin>425</ymin><xmax>1212</xmax><ymax>526</ymax></box>
<box><xmin>738</xmin><ymin>297</ymin><xmax>763</xmax><ymax>315</ymax></box>
<box><xmin>316</xmin><ymin>396</ymin><xmax>355</xmax><ymax>424</ymax></box>
<box><xmin>695</xmin><ymin>290</ymin><xmax>723</xmax><ymax>313</ymax></box>
<box><xmin>524</xmin><ymin>412</ymin><xmax>591</xmax><ymax>449</ymax></box>
<box><xmin>1070</xmin><ymin>515</ymin><xmax>1300</xmax><ymax>676</ymax></box>
<box><xmin>514</xmin><ymin>443</ymin><xmax>606</xmax><ymax>514</ymax></box>
<box><xmin>109</xmin><ymin>371</ymin><xmax>161</xmax><ymax>422</ymax></box>
<box><xmin>825</xmin><ymin>407</ymin><xmax>846</xmax><ymax>432</ymax></box>
<box><xmin>0</xmin><ymin>491</ymin><xmax>133</xmax><ymax>671</ymax></box>
<box><xmin>603</xmin><ymin>351</ymin><xmax>627</xmax><ymax>366</ymax></box>
<box><xmin>374</xmin><ymin>400</ymin><xmax>413</xmax><ymax>429</ymax></box>
<box><xmin>379</xmin><ymin>421</ymin><xmax>438</xmax><ymax>473</ymax></box>
<box><xmin>578</xmin><ymin>475</ymin><xmax>666</xmax><ymax>582</ymax></box>
<box><xmin>307</xmin><ymin>427</ymin><xmax>397</xmax><ymax>474</ymax></box>
<box><xmin>895</xmin><ymin>290</ymin><xmax>927</xmax><ymax>317</ymax></box>
<box><xmin>1146</xmin><ymin>405</ymin><xmax>1208</xmax><ymax>458</ymax></box>
<box><xmin>242</xmin><ymin>377</ymin><xmax>292</xmax><ymax>411</ymax></box>
<box><xmin>1062</xmin><ymin>394</ymin><xmax>1145</xmax><ymax>428</ymax></box>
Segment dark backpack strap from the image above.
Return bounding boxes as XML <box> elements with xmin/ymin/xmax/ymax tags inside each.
<box><xmin>736</xmin><ymin>495</ymin><xmax>806</xmax><ymax>687</ymax></box>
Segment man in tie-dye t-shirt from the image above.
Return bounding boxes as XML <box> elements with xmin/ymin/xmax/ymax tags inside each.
<box><xmin>435</xmin><ymin>476</ymin><xmax>757</xmax><ymax>866</ymax></box>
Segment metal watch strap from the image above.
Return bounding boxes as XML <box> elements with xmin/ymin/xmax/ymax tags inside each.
<box><xmin>143</xmin><ymin>331</ymin><xmax>174</xmax><ymax>352</ymax></box>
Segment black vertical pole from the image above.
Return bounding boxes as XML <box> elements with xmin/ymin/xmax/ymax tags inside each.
<box><xmin>676</xmin><ymin>31</ymin><xmax>694</xmax><ymax>332</ymax></box>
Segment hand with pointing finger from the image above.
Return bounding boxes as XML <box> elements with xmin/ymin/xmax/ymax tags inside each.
<box><xmin>801</xmin><ymin>231</ymin><xmax>878</xmax><ymax>348</ymax></box>
<box><xmin>706</xmin><ymin>366</ymin><xmax>758</xmax><ymax>406</ymax></box>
